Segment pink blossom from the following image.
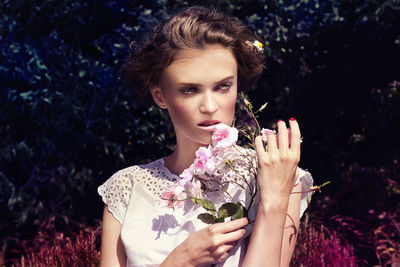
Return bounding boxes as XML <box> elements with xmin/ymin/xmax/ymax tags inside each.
<box><xmin>261</xmin><ymin>128</ymin><xmax>292</xmax><ymax>146</ymax></box>
<box><xmin>188</xmin><ymin>179</ymin><xmax>203</xmax><ymax>198</ymax></box>
<box><xmin>206</xmin><ymin>147</ymin><xmax>240</xmax><ymax>174</ymax></box>
<box><xmin>161</xmin><ymin>184</ymin><xmax>187</xmax><ymax>208</ymax></box>
<box><xmin>193</xmin><ymin>146</ymin><xmax>212</xmax><ymax>175</ymax></box>
<box><xmin>261</xmin><ymin>128</ymin><xmax>276</xmax><ymax>142</ymax></box>
<box><xmin>212</xmin><ymin>124</ymin><xmax>238</xmax><ymax>150</ymax></box>
<box><xmin>179</xmin><ymin>168</ymin><xmax>193</xmax><ymax>185</ymax></box>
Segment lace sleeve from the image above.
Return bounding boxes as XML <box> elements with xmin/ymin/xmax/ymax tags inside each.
<box><xmin>295</xmin><ymin>168</ymin><xmax>314</xmax><ymax>218</ymax></box>
<box><xmin>98</xmin><ymin>168</ymin><xmax>135</xmax><ymax>224</ymax></box>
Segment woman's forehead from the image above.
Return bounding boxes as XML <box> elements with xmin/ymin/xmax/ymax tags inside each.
<box><xmin>172</xmin><ymin>44</ymin><xmax>235</xmax><ymax>62</ymax></box>
<box><xmin>161</xmin><ymin>45</ymin><xmax>238</xmax><ymax>84</ymax></box>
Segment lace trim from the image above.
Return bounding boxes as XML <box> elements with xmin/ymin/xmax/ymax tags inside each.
<box><xmin>98</xmin><ymin>159</ymin><xmax>179</xmax><ymax>223</ymax></box>
<box><xmin>98</xmin><ymin>166</ymin><xmax>136</xmax><ymax>224</ymax></box>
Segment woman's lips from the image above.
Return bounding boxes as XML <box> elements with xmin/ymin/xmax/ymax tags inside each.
<box><xmin>198</xmin><ymin>120</ymin><xmax>221</xmax><ymax>132</ymax></box>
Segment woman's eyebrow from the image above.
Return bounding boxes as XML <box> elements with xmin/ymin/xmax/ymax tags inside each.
<box><xmin>176</xmin><ymin>76</ymin><xmax>235</xmax><ymax>86</ymax></box>
<box><xmin>176</xmin><ymin>81</ymin><xmax>201</xmax><ymax>86</ymax></box>
<box><xmin>216</xmin><ymin>76</ymin><xmax>235</xmax><ymax>83</ymax></box>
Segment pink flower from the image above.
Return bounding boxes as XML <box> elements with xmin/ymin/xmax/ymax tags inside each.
<box><xmin>188</xmin><ymin>179</ymin><xmax>203</xmax><ymax>198</ymax></box>
<box><xmin>212</xmin><ymin>124</ymin><xmax>238</xmax><ymax>150</ymax></box>
<box><xmin>261</xmin><ymin>128</ymin><xmax>276</xmax><ymax>142</ymax></box>
<box><xmin>179</xmin><ymin>168</ymin><xmax>193</xmax><ymax>185</ymax></box>
<box><xmin>261</xmin><ymin>128</ymin><xmax>292</xmax><ymax>146</ymax></box>
<box><xmin>206</xmin><ymin>147</ymin><xmax>240</xmax><ymax>174</ymax></box>
<box><xmin>162</xmin><ymin>184</ymin><xmax>187</xmax><ymax>208</ymax></box>
<box><xmin>193</xmin><ymin>146</ymin><xmax>212</xmax><ymax>175</ymax></box>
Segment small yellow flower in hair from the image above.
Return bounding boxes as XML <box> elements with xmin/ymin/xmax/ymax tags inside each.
<box><xmin>253</xmin><ymin>40</ymin><xmax>263</xmax><ymax>52</ymax></box>
<box><xmin>246</xmin><ymin>40</ymin><xmax>264</xmax><ymax>52</ymax></box>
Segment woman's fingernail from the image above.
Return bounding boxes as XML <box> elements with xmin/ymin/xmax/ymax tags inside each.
<box><xmin>290</xmin><ymin>117</ymin><xmax>296</xmax><ymax>121</ymax></box>
<box><xmin>278</xmin><ymin>119</ymin><xmax>283</xmax><ymax>123</ymax></box>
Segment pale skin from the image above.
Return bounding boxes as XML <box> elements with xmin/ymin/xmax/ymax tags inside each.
<box><xmin>100</xmin><ymin>45</ymin><xmax>303</xmax><ymax>267</ymax></box>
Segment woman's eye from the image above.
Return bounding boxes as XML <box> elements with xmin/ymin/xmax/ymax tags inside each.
<box><xmin>217</xmin><ymin>83</ymin><xmax>232</xmax><ymax>91</ymax></box>
<box><xmin>181</xmin><ymin>87</ymin><xmax>197</xmax><ymax>95</ymax></box>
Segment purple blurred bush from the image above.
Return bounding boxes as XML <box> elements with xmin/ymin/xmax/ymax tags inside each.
<box><xmin>16</xmin><ymin>217</ymin><xmax>101</xmax><ymax>267</ymax></box>
<box><xmin>292</xmin><ymin>222</ymin><xmax>360</xmax><ymax>266</ymax></box>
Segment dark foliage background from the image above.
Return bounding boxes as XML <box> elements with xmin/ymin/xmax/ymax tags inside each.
<box><xmin>0</xmin><ymin>0</ymin><xmax>399</xmax><ymax>266</ymax></box>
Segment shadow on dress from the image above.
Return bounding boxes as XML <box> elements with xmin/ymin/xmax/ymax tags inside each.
<box><xmin>152</xmin><ymin>213</ymin><xmax>195</xmax><ymax>240</ymax></box>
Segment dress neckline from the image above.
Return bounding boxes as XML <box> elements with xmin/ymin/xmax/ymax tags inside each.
<box><xmin>160</xmin><ymin>157</ymin><xmax>181</xmax><ymax>180</ymax></box>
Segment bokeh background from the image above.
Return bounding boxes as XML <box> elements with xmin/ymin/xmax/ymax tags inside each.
<box><xmin>1</xmin><ymin>0</ymin><xmax>399</xmax><ymax>266</ymax></box>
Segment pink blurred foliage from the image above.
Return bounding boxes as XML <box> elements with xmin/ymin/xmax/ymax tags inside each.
<box><xmin>13</xmin><ymin>216</ymin><xmax>101</xmax><ymax>267</ymax></box>
<box><xmin>21</xmin><ymin>228</ymin><xmax>100</xmax><ymax>267</ymax></box>
<box><xmin>373</xmin><ymin>210</ymin><xmax>400</xmax><ymax>266</ymax></box>
<box><xmin>292</xmin><ymin>222</ymin><xmax>360</xmax><ymax>266</ymax></box>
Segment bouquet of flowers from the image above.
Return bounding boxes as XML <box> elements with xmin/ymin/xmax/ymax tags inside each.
<box><xmin>162</xmin><ymin>93</ymin><xmax>327</xmax><ymax>224</ymax></box>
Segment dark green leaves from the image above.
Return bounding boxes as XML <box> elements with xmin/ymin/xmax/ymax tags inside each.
<box><xmin>231</xmin><ymin>202</ymin><xmax>247</xmax><ymax>220</ymax></box>
<box><xmin>191</xmin><ymin>197</ymin><xmax>217</xmax><ymax>215</ymax></box>
<box><xmin>217</xmin><ymin>203</ymin><xmax>239</xmax><ymax>218</ymax></box>
<box><xmin>197</xmin><ymin>213</ymin><xmax>215</xmax><ymax>224</ymax></box>
<box><xmin>196</xmin><ymin>201</ymin><xmax>248</xmax><ymax>225</ymax></box>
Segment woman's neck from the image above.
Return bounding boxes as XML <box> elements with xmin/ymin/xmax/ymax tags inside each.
<box><xmin>164</xmin><ymin>141</ymin><xmax>203</xmax><ymax>176</ymax></box>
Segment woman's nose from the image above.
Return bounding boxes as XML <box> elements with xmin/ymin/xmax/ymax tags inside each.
<box><xmin>199</xmin><ymin>92</ymin><xmax>218</xmax><ymax>114</ymax></box>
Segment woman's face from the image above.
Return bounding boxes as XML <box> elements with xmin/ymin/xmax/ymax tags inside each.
<box><xmin>151</xmin><ymin>45</ymin><xmax>238</xmax><ymax>148</ymax></box>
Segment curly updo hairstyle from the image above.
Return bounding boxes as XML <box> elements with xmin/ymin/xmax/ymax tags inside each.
<box><xmin>122</xmin><ymin>6</ymin><xmax>265</xmax><ymax>104</ymax></box>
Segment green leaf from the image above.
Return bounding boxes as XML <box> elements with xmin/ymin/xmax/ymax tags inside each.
<box><xmin>197</xmin><ymin>213</ymin><xmax>215</xmax><ymax>224</ymax></box>
<box><xmin>191</xmin><ymin>197</ymin><xmax>216</xmax><ymax>215</ymax></box>
<box><xmin>256</xmin><ymin>101</ymin><xmax>268</xmax><ymax>113</ymax></box>
<box><xmin>217</xmin><ymin>202</ymin><xmax>239</xmax><ymax>219</ymax></box>
<box><xmin>215</xmin><ymin>217</ymin><xmax>225</xmax><ymax>223</ymax></box>
<box><xmin>307</xmin><ymin>194</ymin><xmax>313</xmax><ymax>206</ymax></box>
<box><xmin>42</xmin><ymin>97</ymin><xmax>51</xmax><ymax>104</ymax></box>
<box><xmin>231</xmin><ymin>202</ymin><xmax>247</xmax><ymax>220</ymax></box>
<box><xmin>20</xmin><ymin>91</ymin><xmax>33</xmax><ymax>101</ymax></box>
<box><xmin>36</xmin><ymin>61</ymin><xmax>48</xmax><ymax>70</ymax></box>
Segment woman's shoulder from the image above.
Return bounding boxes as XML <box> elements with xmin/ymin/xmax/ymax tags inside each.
<box><xmin>98</xmin><ymin>158</ymin><xmax>174</xmax><ymax>223</ymax></box>
<box><xmin>98</xmin><ymin>157</ymin><xmax>178</xmax><ymax>199</ymax></box>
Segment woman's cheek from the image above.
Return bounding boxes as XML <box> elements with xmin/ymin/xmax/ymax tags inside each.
<box><xmin>176</xmin><ymin>99</ymin><xmax>195</xmax><ymax>114</ymax></box>
<box><xmin>170</xmin><ymin>100</ymin><xmax>194</xmax><ymax>122</ymax></box>
<box><xmin>226</xmin><ymin>92</ymin><xmax>237</xmax><ymax>118</ymax></box>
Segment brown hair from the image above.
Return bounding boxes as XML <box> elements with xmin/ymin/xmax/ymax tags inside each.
<box><xmin>122</xmin><ymin>6</ymin><xmax>265</xmax><ymax>104</ymax></box>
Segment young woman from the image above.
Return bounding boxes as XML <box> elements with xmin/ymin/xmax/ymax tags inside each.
<box><xmin>98</xmin><ymin>6</ymin><xmax>313</xmax><ymax>267</ymax></box>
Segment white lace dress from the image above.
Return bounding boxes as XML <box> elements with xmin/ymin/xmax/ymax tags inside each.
<box><xmin>98</xmin><ymin>150</ymin><xmax>313</xmax><ymax>267</ymax></box>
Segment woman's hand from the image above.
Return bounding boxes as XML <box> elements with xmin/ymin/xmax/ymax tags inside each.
<box><xmin>254</xmin><ymin>118</ymin><xmax>301</xmax><ymax>207</ymax></box>
<box><xmin>242</xmin><ymin>119</ymin><xmax>301</xmax><ymax>267</ymax></box>
<box><xmin>160</xmin><ymin>217</ymin><xmax>248</xmax><ymax>267</ymax></box>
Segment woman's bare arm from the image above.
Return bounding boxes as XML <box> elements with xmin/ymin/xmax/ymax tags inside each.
<box><xmin>281</xmin><ymin>180</ymin><xmax>302</xmax><ymax>266</ymax></box>
<box><xmin>243</xmin><ymin>119</ymin><xmax>302</xmax><ymax>267</ymax></box>
<box><xmin>99</xmin><ymin>205</ymin><xmax>127</xmax><ymax>267</ymax></box>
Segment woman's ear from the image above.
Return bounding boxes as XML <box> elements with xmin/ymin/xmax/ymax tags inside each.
<box><xmin>149</xmin><ymin>86</ymin><xmax>167</xmax><ymax>109</ymax></box>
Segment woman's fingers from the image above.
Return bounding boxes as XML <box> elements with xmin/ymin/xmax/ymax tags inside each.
<box><xmin>267</xmin><ymin>130</ymin><xmax>278</xmax><ymax>154</ymax></box>
<box><xmin>207</xmin><ymin>218</ymin><xmax>248</xmax><ymax>245</ymax></box>
<box><xmin>212</xmin><ymin>242</ymin><xmax>239</xmax><ymax>262</ymax></box>
<box><xmin>277</xmin><ymin>120</ymin><xmax>289</xmax><ymax>153</ymax></box>
<box><xmin>218</xmin><ymin>226</ymin><xmax>246</xmax><ymax>244</ymax></box>
<box><xmin>289</xmin><ymin>118</ymin><xmax>301</xmax><ymax>153</ymax></box>
<box><xmin>211</xmin><ymin>217</ymin><xmax>248</xmax><ymax>234</ymax></box>
<box><xmin>182</xmin><ymin>218</ymin><xmax>247</xmax><ymax>266</ymax></box>
<box><xmin>254</xmin><ymin>135</ymin><xmax>265</xmax><ymax>153</ymax></box>
<box><xmin>214</xmin><ymin>241</ymin><xmax>238</xmax><ymax>255</ymax></box>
